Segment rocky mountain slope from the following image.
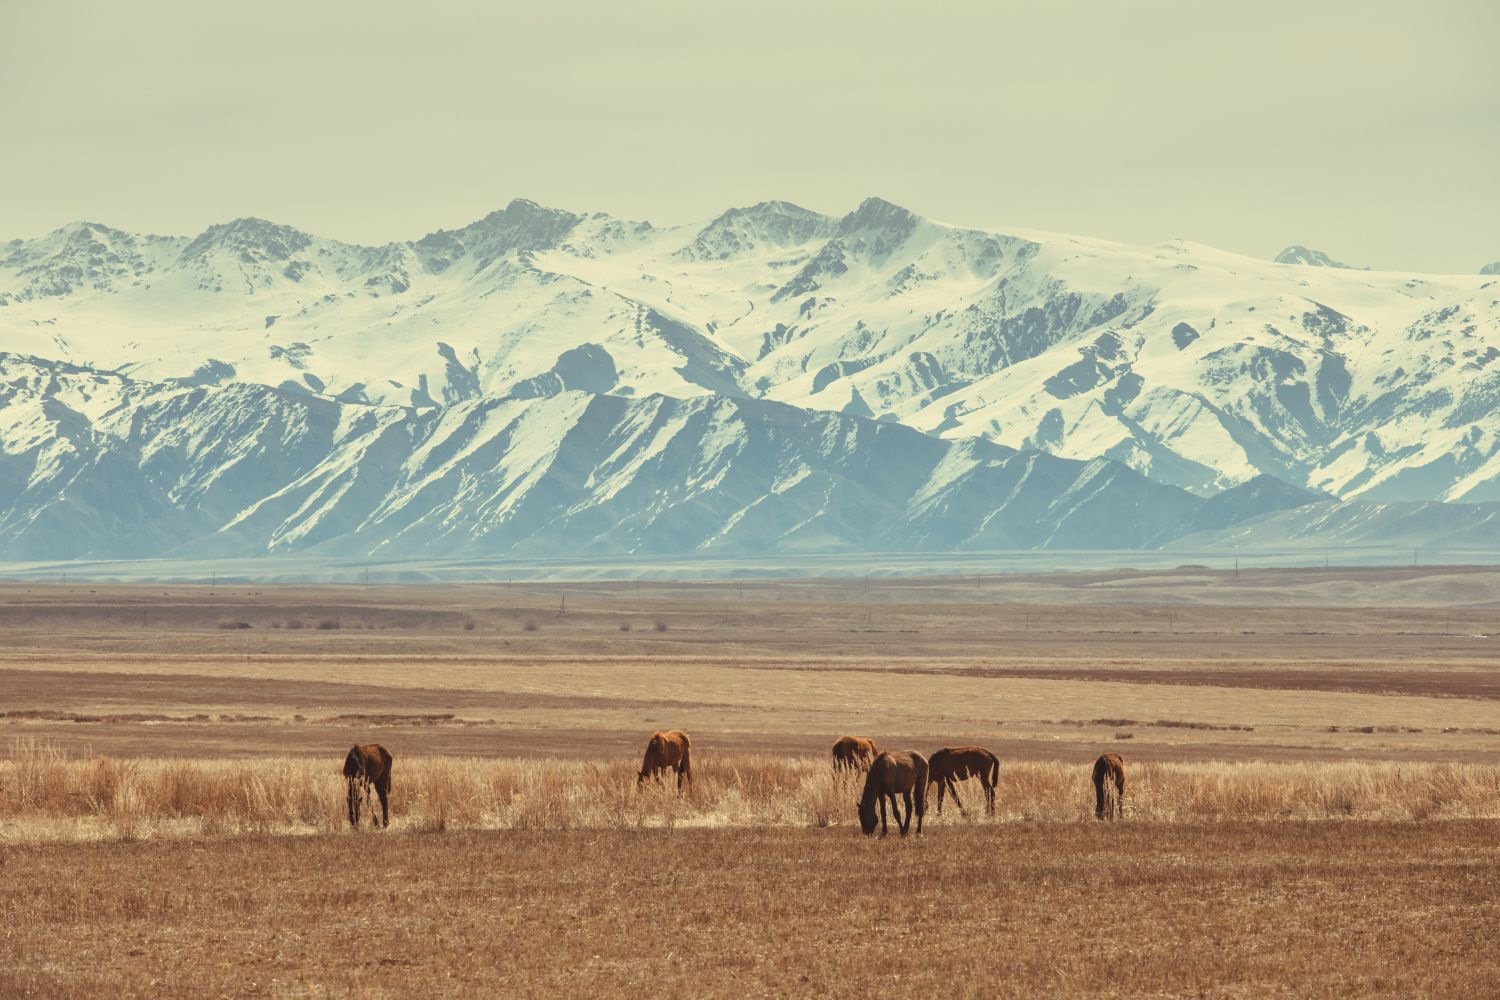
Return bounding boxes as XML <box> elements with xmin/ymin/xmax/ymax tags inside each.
<box><xmin>0</xmin><ymin>352</ymin><xmax>1219</xmax><ymax>560</ymax></box>
<box><xmin>9</xmin><ymin>352</ymin><xmax>1500</xmax><ymax>563</ymax></box>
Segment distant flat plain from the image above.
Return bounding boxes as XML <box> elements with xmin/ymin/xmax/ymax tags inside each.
<box><xmin>4</xmin><ymin>566</ymin><xmax>1500</xmax><ymax>997</ymax></box>
<box><xmin>3</xmin><ymin>565</ymin><xmax>1500</xmax><ymax>762</ymax></box>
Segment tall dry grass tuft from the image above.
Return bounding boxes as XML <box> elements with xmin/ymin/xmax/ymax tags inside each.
<box><xmin>3</xmin><ymin>741</ymin><xmax>1499</xmax><ymax>845</ymax></box>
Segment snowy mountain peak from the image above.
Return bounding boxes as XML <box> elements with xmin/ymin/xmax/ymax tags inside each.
<box><xmin>415</xmin><ymin>198</ymin><xmax>583</xmax><ymax>268</ymax></box>
<box><xmin>1275</xmin><ymin>245</ymin><xmax>1364</xmax><ymax>270</ymax></box>
<box><xmin>1481</xmin><ymin>261</ymin><xmax>1500</xmax><ymax>276</ymax></box>
<box><xmin>180</xmin><ymin>217</ymin><xmax>315</xmax><ymax>264</ymax></box>
<box><xmin>838</xmin><ymin>196</ymin><xmax>920</xmax><ymax>236</ymax></box>
<box><xmin>0</xmin><ymin>220</ymin><xmax>173</xmax><ymax>299</ymax></box>
<box><xmin>678</xmin><ymin>201</ymin><xmax>834</xmax><ymax>260</ymax></box>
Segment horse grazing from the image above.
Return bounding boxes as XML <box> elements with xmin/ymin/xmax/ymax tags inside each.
<box><xmin>637</xmin><ymin>730</ymin><xmax>692</xmax><ymax>791</ymax></box>
<box><xmin>1093</xmin><ymin>752</ymin><xmax>1126</xmax><ymax>820</ymax></box>
<box><xmin>928</xmin><ymin>745</ymin><xmax>1000</xmax><ymax>817</ymax></box>
<box><xmin>857</xmin><ymin>750</ymin><xmax>928</xmax><ymax>837</ymax></box>
<box><xmin>343</xmin><ymin>743</ymin><xmax>393</xmax><ymax>829</ymax></box>
<box><xmin>832</xmin><ymin>735</ymin><xmax>879</xmax><ymax>773</ymax></box>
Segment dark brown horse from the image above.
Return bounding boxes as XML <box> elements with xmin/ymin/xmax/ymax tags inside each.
<box><xmin>857</xmin><ymin>750</ymin><xmax>928</xmax><ymax>837</ymax></box>
<box><xmin>343</xmin><ymin>744</ymin><xmax>392</xmax><ymax>828</ymax></box>
<box><xmin>637</xmin><ymin>730</ymin><xmax>692</xmax><ymax>791</ymax></box>
<box><xmin>1093</xmin><ymin>752</ymin><xmax>1125</xmax><ymax>820</ymax></box>
<box><xmin>928</xmin><ymin>746</ymin><xmax>1000</xmax><ymax>817</ymax></box>
<box><xmin>832</xmin><ymin>735</ymin><xmax>879</xmax><ymax>773</ymax></box>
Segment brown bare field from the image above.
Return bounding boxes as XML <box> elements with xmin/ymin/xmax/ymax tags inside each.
<box><xmin>4</xmin><ymin>822</ymin><xmax>1499</xmax><ymax>997</ymax></box>
<box><xmin>4</xmin><ymin>567</ymin><xmax>1500</xmax><ymax>995</ymax></box>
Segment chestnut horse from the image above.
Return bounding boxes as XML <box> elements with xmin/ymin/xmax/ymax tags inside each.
<box><xmin>1093</xmin><ymin>752</ymin><xmax>1126</xmax><ymax>820</ymax></box>
<box><xmin>857</xmin><ymin>750</ymin><xmax>928</xmax><ymax>837</ymax></box>
<box><xmin>832</xmin><ymin>735</ymin><xmax>879</xmax><ymax>773</ymax></box>
<box><xmin>343</xmin><ymin>743</ymin><xmax>392</xmax><ymax>828</ymax></box>
<box><xmin>637</xmin><ymin>730</ymin><xmax>692</xmax><ymax>791</ymax></box>
<box><xmin>928</xmin><ymin>745</ymin><xmax>1000</xmax><ymax>817</ymax></box>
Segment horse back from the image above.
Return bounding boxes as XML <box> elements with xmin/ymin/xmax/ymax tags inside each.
<box><xmin>344</xmin><ymin>743</ymin><xmax>391</xmax><ymax>782</ymax></box>
<box><xmin>930</xmin><ymin>745</ymin><xmax>997</xmax><ymax>780</ymax></box>
<box><xmin>870</xmin><ymin>750</ymin><xmax>927</xmax><ymax>794</ymax></box>
<box><xmin>647</xmin><ymin>730</ymin><xmax>690</xmax><ymax>767</ymax></box>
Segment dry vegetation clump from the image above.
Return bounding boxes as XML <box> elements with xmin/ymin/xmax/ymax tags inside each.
<box><xmin>3</xmin><ymin>741</ymin><xmax>1500</xmax><ymax>845</ymax></box>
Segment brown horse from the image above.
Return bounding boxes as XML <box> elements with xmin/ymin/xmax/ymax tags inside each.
<box><xmin>343</xmin><ymin>743</ymin><xmax>392</xmax><ymax>828</ymax></box>
<box><xmin>832</xmin><ymin>735</ymin><xmax>879</xmax><ymax>773</ymax></box>
<box><xmin>1093</xmin><ymin>752</ymin><xmax>1125</xmax><ymax>820</ymax></box>
<box><xmin>637</xmin><ymin>730</ymin><xmax>692</xmax><ymax>790</ymax></box>
<box><xmin>928</xmin><ymin>746</ymin><xmax>1000</xmax><ymax>816</ymax></box>
<box><xmin>857</xmin><ymin>750</ymin><xmax>928</xmax><ymax>837</ymax></box>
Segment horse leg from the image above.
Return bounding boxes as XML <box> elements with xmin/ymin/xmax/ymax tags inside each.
<box><xmin>948</xmin><ymin>778</ymin><xmax>966</xmax><ymax>817</ymax></box>
<box><xmin>347</xmin><ymin>778</ymin><xmax>359</xmax><ymax>827</ymax></box>
<box><xmin>376</xmin><ymin>776</ymin><xmax>390</xmax><ymax>828</ymax></box>
<box><xmin>1116</xmin><ymin>776</ymin><xmax>1125</xmax><ymax>819</ymax></box>
<box><xmin>899</xmin><ymin>791</ymin><xmax>913</xmax><ymax>836</ymax></box>
<box><xmin>984</xmin><ymin>778</ymin><xmax>996</xmax><ymax>817</ymax></box>
<box><xmin>878</xmin><ymin>793</ymin><xmax>889</xmax><ymax>837</ymax></box>
<box><xmin>934</xmin><ymin>779</ymin><xmax>945</xmax><ymax>815</ymax></box>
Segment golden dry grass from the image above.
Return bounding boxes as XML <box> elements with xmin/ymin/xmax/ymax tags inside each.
<box><xmin>5</xmin><ymin>741</ymin><xmax>1499</xmax><ymax>845</ymax></box>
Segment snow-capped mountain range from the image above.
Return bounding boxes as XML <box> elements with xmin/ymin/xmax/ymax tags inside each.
<box><xmin>2</xmin><ymin>197</ymin><xmax>1498</xmax><ymax>562</ymax></box>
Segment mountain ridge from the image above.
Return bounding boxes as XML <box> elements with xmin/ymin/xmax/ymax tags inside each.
<box><xmin>3</xmin><ymin>198</ymin><xmax>1498</xmax><ymax>507</ymax></box>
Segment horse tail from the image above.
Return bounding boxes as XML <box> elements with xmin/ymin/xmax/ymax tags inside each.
<box><xmin>988</xmin><ymin>754</ymin><xmax>1000</xmax><ymax>790</ymax></box>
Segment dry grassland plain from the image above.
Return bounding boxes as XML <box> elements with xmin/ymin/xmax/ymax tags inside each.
<box><xmin>3</xmin><ymin>566</ymin><xmax>1500</xmax><ymax>996</ymax></box>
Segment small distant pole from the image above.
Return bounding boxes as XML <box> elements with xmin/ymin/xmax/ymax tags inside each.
<box><xmin>559</xmin><ymin>593</ymin><xmax>566</xmax><ymax>616</ymax></box>
<box><xmin>1233</xmin><ymin>558</ymin><xmax>1239</xmax><ymax>579</ymax></box>
<box><xmin>364</xmin><ymin>567</ymin><xmax>369</xmax><ymax>587</ymax></box>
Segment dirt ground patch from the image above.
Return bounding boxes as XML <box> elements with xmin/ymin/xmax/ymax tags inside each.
<box><xmin>2</xmin><ymin>822</ymin><xmax>1496</xmax><ymax>997</ymax></box>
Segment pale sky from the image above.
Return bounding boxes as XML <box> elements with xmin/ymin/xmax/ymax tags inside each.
<box><xmin>4</xmin><ymin>0</ymin><xmax>1496</xmax><ymax>272</ymax></box>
